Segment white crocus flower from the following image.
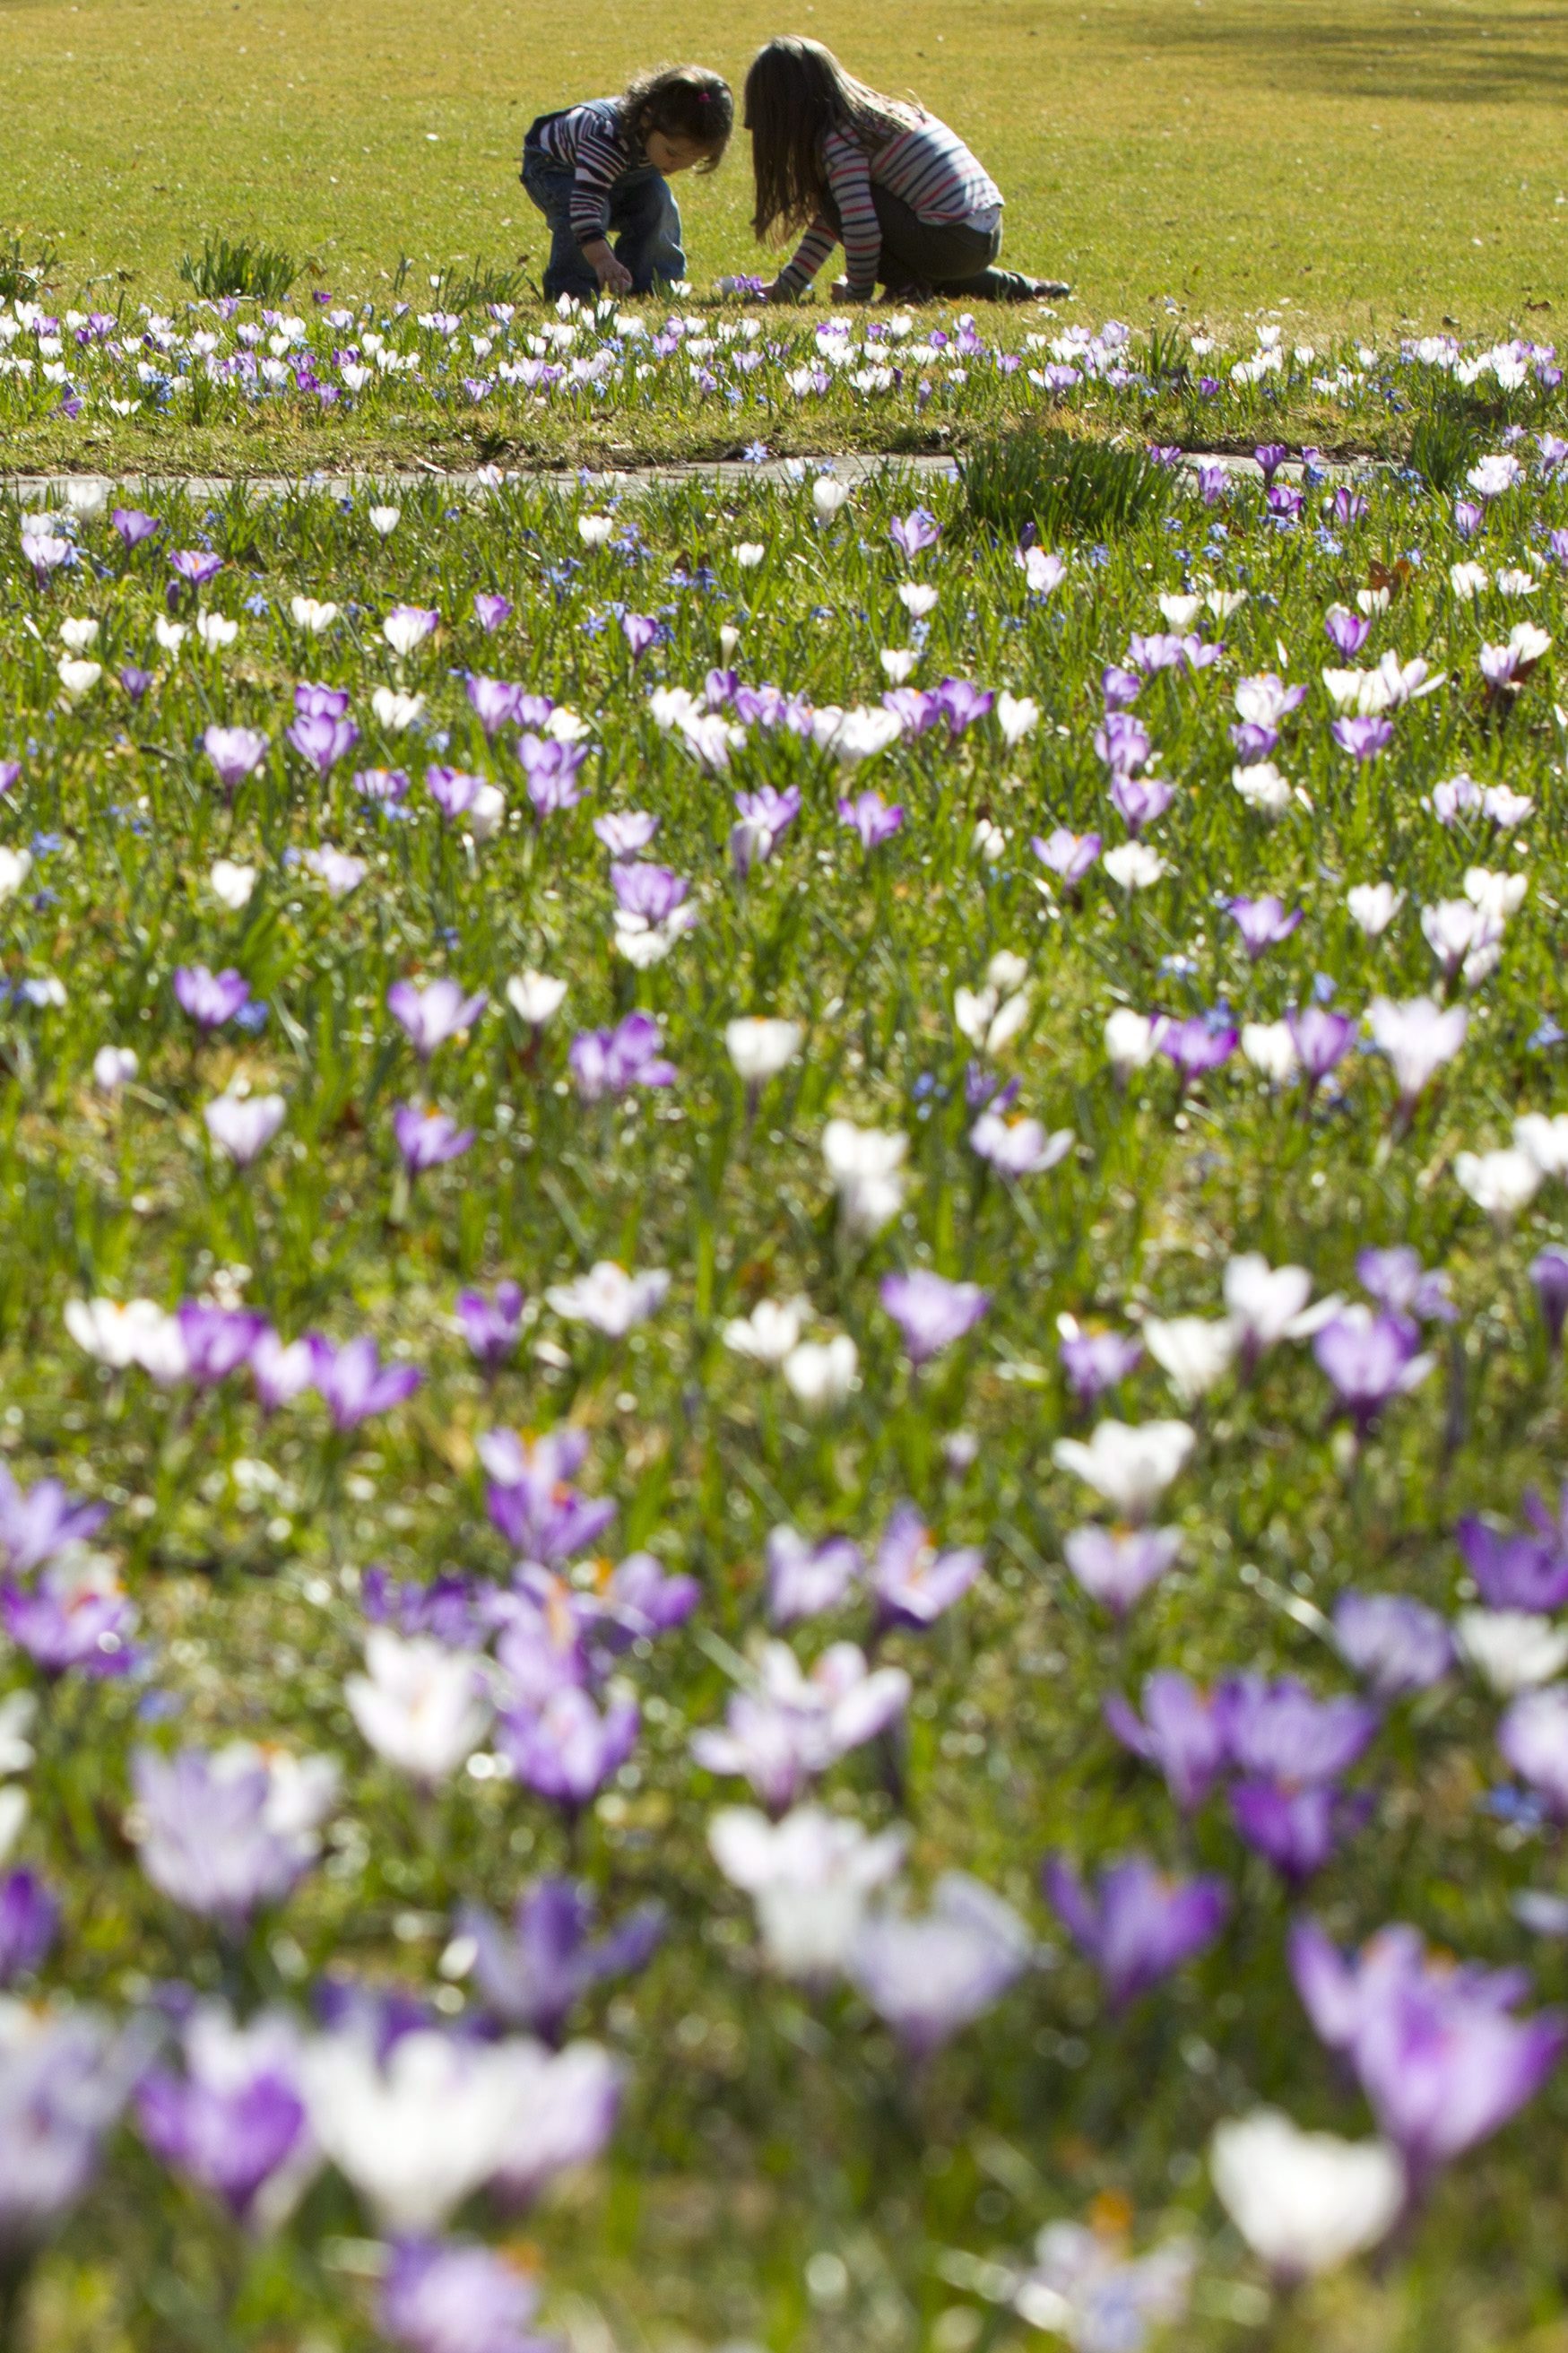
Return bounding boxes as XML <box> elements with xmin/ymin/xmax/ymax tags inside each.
<box><xmin>1514</xmin><ymin>1113</ymin><xmax>1568</xmax><ymax>1178</ymax></box>
<box><xmin>1144</xmin><ymin>1315</ymin><xmax>1236</xmax><ymax>1404</ymax></box>
<box><xmin>371</xmin><ymin>686</ymin><xmax>424</xmax><ymax>732</ymax></box>
<box><xmin>344</xmin><ymin>1628</ymin><xmax>490</xmax><ymax>1783</ymax></box>
<box><xmin>1157</xmin><ymin>592</ymin><xmax>1201</xmax><ymax>629</ymax></box>
<box><xmin>732</xmin><ymin>543</ymin><xmax>766</xmax><ymax>569</ymax></box>
<box><xmin>576</xmin><ymin>515</ymin><xmax>614</xmax><ymax>547</ymax></box>
<box><xmin>368</xmin><ymin>506</ymin><xmax>401</xmax><ymax>536</ymax></box>
<box><xmin>782</xmin><ymin>1333</ymin><xmax>859</xmax><ymax>1411</ymax></box>
<box><xmin>879</xmin><ymin>648</ymin><xmax>919</xmax><ymax>684</ymax></box>
<box><xmin>821</xmin><ymin>1119</ymin><xmax>908</xmax><ymax>1237</ymax></box>
<box><xmin>725</xmin><ymin>1017</ymin><xmax>802</xmax><ymax>1085</ymax></box>
<box><xmin>1102</xmin><ymin>843</ymin><xmax>1166</xmax><ymax>890</ymax></box>
<box><xmin>1224</xmin><ymin>1255</ymin><xmax>1338</xmax><ymax>1350</ymax></box>
<box><xmin>709</xmin><ymin>1806</ymin><xmax>908</xmax><ymax>1977</ymax></box>
<box><xmin>545</xmin><ymin>1262</ymin><xmax>670</xmax><ymax>1335</ymax></box>
<box><xmin>722</xmin><ymin>1298</ymin><xmax>812</xmax><ymax>1367</ymax></box>
<box><xmin>1104</xmin><ymin>1009</ymin><xmax>1163</xmax><ymax>1079</ymax></box>
<box><xmin>208</xmin><ymin>859</ymin><xmax>256</xmax><ymax>911</ymax></box>
<box><xmin>56</xmin><ymin>657</ymin><xmax>101</xmax><ymax>702</ymax></box>
<box><xmin>92</xmin><ymin>1046</ymin><xmax>138</xmax><ymax>1091</ymax></box>
<box><xmin>0</xmin><ymin>848</ymin><xmax>33</xmax><ymax>903</ymax></box>
<box><xmin>1347</xmin><ymin>882</ymin><xmax>1405</xmax><ymax>938</ymax></box>
<box><xmin>1052</xmin><ymin>1420</ymin><xmax>1195</xmax><ymax>1522</ymax></box>
<box><xmin>1454</xmin><ymin>1147</ymin><xmax>1541</xmax><ymax>1225</ymax></box>
<box><xmin>995</xmin><ymin>691</ymin><xmax>1040</xmax><ymax>745</ymax></box>
<box><xmin>1233</xmin><ymin>761</ymin><xmax>1292</xmax><ymax>815</ymax></box>
<box><xmin>154</xmin><ymin>618</ymin><xmax>187</xmax><ymax>656</ymax></box>
<box><xmin>505</xmin><ymin>970</ymin><xmax>567</xmax><ymax>1026</ymax></box>
<box><xmin>290</xmin><ymin>595</ymin><xmax>340</xmax><ymax>633</ymax></box>
<box><xmin>812</xmin><ymin>476</ymin><xmax>849</xmax><ymax>522</ymax></box>
<box><xmin>897</xmin><ymin>582</ymin><xmax>938</xmax><ymax>617</ymax></box>
<box><xmin>305</xmin><ymin>2029</ymin><xmax>534</xmax><ymax>2232</ymax></box>
<box><xmin>58</xmin><ymin>617</ymin><xmax>99</xmax><ymax>652</ymax></box>
<box><xmin>65</xmin><ymin>1296</ymin><xmax>180</xmax><ymax>1373</ymax></box>
<box><xmin>195</xmin><ymin>612</ymin><xmax>238</xmax><ymax>649</ymax></box>
<box><xmin>1455</xmin><ymin>1610</ymin><xmax>1568</xmax><ymax>1696</ymax></box>
<box><xmin>1210</xmin><ymin>2111</ymin><xmax>1403</xmax><ymax>2279</ymax></box>
<box><xmin>1240</xmin><ymin>1020</ymin><xmax>1299</xmax><ymax>1082</ymax></box>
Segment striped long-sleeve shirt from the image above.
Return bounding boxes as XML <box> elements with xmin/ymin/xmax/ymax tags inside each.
<box><xmin>776</xmin><ymin>113</ymin><xmax>1003</xmax><ymax>300</ymax></box>
<box><xmin>533</xmin><ymin>100</ymin><xmax>640</xmax><ymax>245</ymax></box>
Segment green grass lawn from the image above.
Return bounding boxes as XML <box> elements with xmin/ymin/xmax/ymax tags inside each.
<box><xmin>2</xmin><ymin>0</ymin><xmax>1566</xmax><ymax>338</ymax></box>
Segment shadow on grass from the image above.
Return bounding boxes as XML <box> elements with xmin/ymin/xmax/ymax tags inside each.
<box><xmin>1113</xmin><ymin>0</ymin><xmax>1568</xmax><ymax>106</ymax></box>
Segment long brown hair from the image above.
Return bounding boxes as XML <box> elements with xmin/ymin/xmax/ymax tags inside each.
<box><xmin>743</xmin><ymin>38</ymin><xmax>917</xmax><ymax>242</ymax></box>
<box><xmin>620</xmin><ymin>64</ymin><xmax>734</xmax><ymax>171</ymax></box>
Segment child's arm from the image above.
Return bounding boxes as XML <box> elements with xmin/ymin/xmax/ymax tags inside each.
<box><xmin>570</xmin><ymin>114</ymin><xmax>637</xmax><ymax>292</ymax></box>
<box><xmin>822</xmin><ymin>129</ymin><xmax>879</xmax><ymax>300</ymax></box>
<box><xmin>767</xmin><ymin>215</ymin><xmax>838</xmax><ymax>302</ymax></box>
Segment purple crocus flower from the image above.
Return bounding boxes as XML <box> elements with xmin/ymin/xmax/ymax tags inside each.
<box><xmin>519</xmin><ymin>733</ymin><xmax>589</xmax><ymax>816</ymax></box>
<box><xmin>287</xmin><ymin>711</ymin><xmax>360</xmax><ymax>775</ymax></box>
<box><xmin>1044</xmin><ymin>1855</ymin><xmax>1227</xmax><ymax>2009</ymax></box>
<box><xmin>610</xmin><ymin>862</ymin><xmax>687</xmax><ymax>925</ymax></box>
<box><xmin>176</xmin><ymin>1302</ymin><xmax>268</xmax><ymax>1388</ymax></box>
<box><xmin>472</xmin><ymin>592</ymin><xmax>514</xmax><ymax>632</ymax></box>
<box><xmin>1325</xmin><ymin>605</ymin><xmax>1372</xmax><ymax>656</ymax></box>
<box><xmin>387</xmin><ymin>977</ymin><xmax>488</xmax><ymax>1061</ymax></box>
<box><xmin>593</xmin><ymin>810</ymin><xmax>658</xmax><ymax>855</ymax></box>
<box><xmin>1229</xmin><ymin>1782</ymin><xmax>1365</xmax><ymax>1882</ymax></box>
<box><xmin>1159</xmin><ymin>1018</ymin><xmax>1238</xmax><ymax>1082</ymax></box>
<box><xmin>131</xmin><ymin>1745</ymin><xmax>334</xmax><ymax>1925</ymax></box>
<box><xmin>169</xmin><ymin>550</ymin><xmax>223</xmax><ymax>589</ymax></box>
<box><xmin>1033</xmin><ymin>829</ymin><xmax>1102</xmax><ymax>888</ymax></box>
<box><xmin>1063</xmin><ymin>1524</ymin><xmax>1180</xmax><ymax>1617</ymax></box>
<box><xmin>691</xmin><ymin>1641</ymin><xmax>910</xmax><ymax>1814</ymax></box>
<box><xmin>1059</xmin><ymin>1327</ymin><xmax>1141</xmax><ymax>1404</ymax></box>
<box><xmin>1356</xmin><ymin>1246</ymin><xmax>1454</xmax><ymax>1324</ymax></box>
<box><xmin>1105</xmin><ymin>1672</ymin><xmax>1228</xmax><ymax>1811</ymax></box>
<box><xmin>1286</xmin><ymin>1005</ymin><xmax>1356</xmax><ymax>1082</ymax></box>
<box><xmin>598</xmin><ymin>1551</ymin><xmax>699</xmax><ymax>1645</ymax></box>
<box><xmin>460</xmin><ymin>1880</ymin><xmax>664</xmax><ymax>2043</ymax></box>
<box><xmin>888</xmin><ymin>508</ymin><xmax>941</xmax><ymax>559</ymax></box>
<box><xmin>1334</xmin><ymin>1591</ymin><xmax>1453</xmax><ymax>1698</ymax></box>
<box><xmin>1254</xmin><ymin>441</ymin><xmax>1288</xmax><ymax>483</ymax></box>
<box><xmin>1453</xmin><ymin>499</ymin><xmax>1485</xmax><ymax>538</ymax></box>
<box><xmin>202</xmin><ymin>725</ymin><xmax>268</xmax><ymax>791</ymax></box>
<box><xmin>455</xmin><ymin>1281</ymin><xmax>525</xmax><ymax>1373</ymax></box>
<box><xmin>1289</xmin><ymin>1917</ymin><xmax>1566</xmax><ymax>2184</ymax></box>
<box><xmin>204</xmin><ymin>1092</ymin><xmax>286</xmax><ymax>1167</ymax></box>
<box><xmin>933</xmin><ymin>678</ymin><xmax>995</xmax><ymax>738</ymax></box>
<box><xmin>0</xmin><ymin>1468</ymin><xmax>105</xmax><ymax>1575</ymax></box>
<box><xmin>1110</xmin><ymin>774</ymin><xmax>1175</xmax><ymax>835</ymax></box>
<box><xmin>479</xmin><ymin>1428</ymin><xmax>614</xmax><ymax>1567</ymax></box>
<box><xmin>1219</xmin><ymin>1674</ymin><xmax>1378</xmax><ymax>1784</ymax></box>
<box><xmin>173</xmin><ymin>965</ymin><xmax>250</xmax><ymax>1030</ymax></box>
<box><xmin>308</xmin><ymin>1335</ymin><xmax>422</xmax><ymax>1429</ymax></box>
<box><xmin>766</xmin><ymin>1527</ymin><xmax>863</xmax><ymax>1624</ymax></box>
<box><xmin>1227</xmin><ymin>896</ymin><xmax>1303</xmax><ymax>959</ymax></box>
<box><xmin>355</xmin><ymin>767</ymin><xmax>410</xmax><ymax>804</ymax></box>
<box><xmin>568</xmin><ymin>1012</ymin><xmax>675</xmax><ymax>1101</ymax></box>
<box><xmin>295</xmin><ymin>683</ymin><xmax>351</xmax><ymax>721</ymax></box>
<box><xmin>868</xmin><ymin>1505</ymin><xmax>983</xmax><ymax>1630</ymax></box>
<box><xmin>879</xmin><ymin>1271</ymin><xmax>988</xmax><ymax>1365</ymax></box>
<box><xmin>619</xmin><ymin>612</ymin><xmax>660</xmax><ymax>659</ymax></box>
<box><xmin>250</xmin><ymin>1331</ymin><xmax>316</xmax><ymax>1413</ymax></box>
<box><xmin>465</xmin><ymin>675</ymin><xmax>522</xmax><ymax>735</ymax></box>
<box><xmin>0</xmin><ymin>2011</ymin><xmax>139</xmax><ymax>2249</ymax></box>
<box><xmin>1331</xmin><ymin>715</ymin><xmax>1395</xmax><ymax>760</ymax></box>
<box><xmin>1101</xmin><ymin>664</ymin><xmax>1141</xmax><ymax>708</ymax></box>
<box><xmin>394</xmin><ymin>1103</ymin><xmax>475</xmax><ymax>1173</ymax></box>
<box><xmin>849</xmin><ymin>1874</ymin><xmax>1031</xmax><ymax>2056</ymax></box>
<box><xmin>498</xmin><ymin>1687</ymin><xmax>639</xmax><ymax>1810</ymax></box>
<box><xmin>380</xmin><ymin>2237</ymin><xmax>557</xmax><ymax>2353</ymax></box>
<box><xmin>425</xmin><ymin>766</ymin><xmax>489</xmax><ymax>821</ymax></box>
<box><xmin>112</xmin><ymin>508</ymin><xmax>160</xmax><ymax>548</ymax></box>
<box><xmin>837</xmin><ymin>791</ymin><xmax>905</xmax><ymax>848</ymax></box>
<box><xmin>1530</xmin><ymin>1247</ymin><xmax>1568</xmax><ymax>1350</ymax></box>
<box><xmin>119</xmin><ymin>665</ymin><xmax>152</xmax><ymax>703</ymax></box>
<box><xmin>1499</xmin><ymin>1685</ymin><xmax>1568</xmax><ymax>1816</ymax></box>
<box><xmin>136</xmin><ymin>2007</ymin><xmax>311</xmax><ymax>2228</ymax></box>
<box><xmin>732</xmin><ymin>784</ymin><xmax>801</xmax><ymax>873</ymax></box>
<box><xmin>1312</xmin><ymin>1307</ymin><xmax>1433</xmax><ymax>1433</ymax></box>
<box><xmin>1094</xmin><ymin>712</ymin><xmax>1152</xmax><ymax>777</ymax></box>
<box><xmin>0</xmin><ymin>762</ymin><xmax>18</xmax><ymax>797</ymax></box>
<box><xmin>0</xmin><ymin>1872</ymin><xmax>56</xmax><ymax>1985</ymax></box>
<box><xmin>1454</xmin><ymin>1515</ymin><xmax>1568</xmax><ymax>1612</ymax></box>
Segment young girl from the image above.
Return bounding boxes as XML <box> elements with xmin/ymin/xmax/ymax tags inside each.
<box><xmin>523</xmin><ymin>66</ymin><xmax>732</xmax><ymax>303</ymax></box>
<box><xmin>744</xmin><ymin>38</ymin><xmax>1066</xmax><ymax>306</ymax></box>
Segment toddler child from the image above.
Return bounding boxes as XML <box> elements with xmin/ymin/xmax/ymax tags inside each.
<box><xmin>523</xmin><ymin>65</ymin><xmax>732</xmax><ymax>303</ymax></box>
<box><xmin>744</xmin><ymin>37</ymin><xmax>1067</xmax><ymax>305</ymax></box>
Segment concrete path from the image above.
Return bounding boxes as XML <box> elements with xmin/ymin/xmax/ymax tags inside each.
<box><xmin>1</xmin><ymin>450</ymin><xmax>1362</xmax><ymax>504</ymax></box>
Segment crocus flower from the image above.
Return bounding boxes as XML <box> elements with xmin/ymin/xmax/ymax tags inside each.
<box><xmin>204</xmin><ymin>1090</ymin><xmax>286</xmax><ymax>1167</ymax></box>
<box><xmin>383</xmin><ymin>605</ymin><xmax>439</xmax><ymax>658</ymax></box>
<box><xmin>1289</xmin><ymin>1917</ymin><xmax>1565</xmax><ymax>2184</ymax></box>
<box><xmin>250</xmin><ymin>1330</ymin><xmax>316</xmax><ymax>1413</ymax></box>
<box><xmin>169</xmin><ymin>549</ymin><xmax>222</xmax><ymax>589</ymax></box>
<box><xmin>1286</xmin><ymin>1005</ymin><xmax>1356</xmax><ymax>1082</ymax></box>
<box><xmin>1053</xmin><ymin>1420</ymin><xmax>1194</xmax><ymax>1522</ymax></box>
<box><xmin>1043</xmin><ymin>1854</ymin><xmax>1227</xmax><ymax>2008</ymax></box>
<box><xmin>1210</xmin><ymin>2110</ymin><xmax>1403</xmax><ymax>2279</ymax></box>
<box><xmin>461</xmin><ymin>1880</ymin><xmax>664</xmax><ymax>2042</ymax></box>
<box><xmin>1227</xmin><ymin>895</ymin><xmax>1303</xmax><ymax>959</ymax></box>
<box><xmin>1334</xmin><ymin>1593</ymin><xmax>1453</xmax><ymax>1697</ymax></box>
<box><xmin>131</xmin><ymin>1744</ymin><xmax>337</xmax><ymax>1926</ymax></box>
<box><xmin>1105</xmin><ymin>1672</ymin><xmax>1229</xmax><ymax>1811</ymax></box>
<box><xmin>822</xmin><ymin>1118</ymin><xmax>907</xmax><ymax>1237</ymax></box>
<box><xmin>112</xmin><ymin>508</ymin><xmax>160</xmax><ymax>548</ymax></box>
<box><xmin>1331</xmin><ymin>715</ymin><xmax>1394</xmax><ymax>760</ymax></box>
<box><xmin>1356</xmin><ymin>1245</ymin><xmax>1455</xmax><ymax>1324</ymax></box>
<box><xmin>888</xmin><ymin>508</ymin><xmax>941</xmax><ymax>559</ymax></box>
<box><xmin>837</xmin><ymin>790</ymin><xmax>905</xmax><ymax>848</ymax></box>
<box><xmin>691</xmin><ymin>1641</ymin><xmax>910</xmax><ymax>1813</ymax></box>
<box><xmin>347</xmin><ymin>1628</ymin><xmax>490</xmax><ymax>1784</ymax></box>
<box><xmin>303</xmin><ymin>2028</ymin><xmax>536</xmax><ymax>2233</ymax></box>
<box><xmin>569</xmin><ymin>1012</ymin><xmax>675</xmax><ymax>1101</ymax></box>
<box><xmin>544</xmin><ymin>1262</ymin><xmax>669</xmax><ymax>1336</ymax></box>
<box><xmin>173</xmin><ymin>965</ymin><xmax>250</xmax><ymax>1029</ymax></box>
<box><xmin>1058</xmin><ymin>1325</ymin><xmax>1142</xmax><ymax>1404</ymax></box>
<box><xmin>387</xmin><ymin>977</ymin><xmax>487</xmax><ymax>1060</ymax></box>
<box><xmin>203</xmin><ymin>725</ymin><xmax>268</xmax><ymax>791</ymax></box>
<box><xmin>498</xmin><ymin>1686</ymin><xmax>639</xmax><ymax>1808</ymax></box>
<box><xmin>1014</xmin><ymin>2225</ymin><xmax>1195</xmax><ymax>2349</ymax></box>
<box><xmin>765</xmin><ymin>1527</ymin><xmax>863</xmax><ymax>1623</ymax></box>
<box><xmin>1063</xmin><ymin>1524</ymin><xmax>1181</xmax><ymax>1617</ymax></box>
<box><xmin>868</xmin><ymin>1505</ymin><xmax>983</xmax><ymax>1629</ymax></box>
<box><xmin>136</xmin><ymin>2006</ymin><xmax>313</xmax><ymax>2231</ymax></box>
<box><xmin>0</xmin><ymin>1468</ymin><xmax>106</xmax><ymax>1575</ymax></box>
<box><xmin>308</xmin><ymin>1334</ymin><xmax>422</xmax><ymax>1428</ymax></box>
<box><xmin>969</xmin><ymin>1111</ymin><xmax>1074</xmax><ymax>1176</ymax></box>
<box><xmin>455</xmin><ymin>1281</ymin><xmax>525</xmax><ymax>1372</ymax></box>
<box><xmin>1530</xmin><ymin>1247</ymin><xmax>1568</xmax><ymax>1350</ymax></box>
<box><xmin>0</xmin><ymin>2008</ymin><xmax>141</xmax><ymax>2250</ymax></box>
<box><xmin>286</xmin><ymin>710</ymin><xmax>360</xmax><ymax>774</ymax></box>
<box><xmin>0</xmin><ymin>1870</ymin><xmax>56</xmax><ymax>1986</ymax></box>
<box><xmin>1312</xmin><ymin>1307</ymin><xmax>1434</xmax><ymax>1432</ymax></box>
<box><xmin>1499</xmin><ymin>1685</ymin><xmax>1568</xmax><ymax>1815</ymax></box>
<box><xmin>709</xmin><ymin>1805</ymin><xmax>906</xmax><ymax>1979</ymax></box>
<box><xmin>4</xmin><ymin>1555</ymin><xmax>136</xmax><ymax>1678</ymax></box>
<box><xmin>1033</xmin><ymin>829</ymin><xmax>1102</xmax><ymax>887</ymax></box>
<box><xmin>879</xmin><ymin>1271</ymin><xmax>988</xmax><ymax>1365</ymax></box>
<box><xmin>848</xmin><ymin>1873</ymin><xmax>1033</xmax><ymax>2056</ymax></box>
<box><xmin>379</xmin><ymin>2236</ymin><xmax>556</xmax><ymax>2353</ymax></box>
<box><xmin>394</xmin><ymin>1103</ymin><xmax>475</xmax><ymax>1172</ymax></box>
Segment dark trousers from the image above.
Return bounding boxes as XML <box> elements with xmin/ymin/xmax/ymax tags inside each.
<box><xmin>522</xmin><ymin>119</ymin><xmax>684</xmax><ymax>302</ymax></box>
<box><xmin>871</xmin><ymin>185</ymin><xmax>1035</xmax><ymax>300</ymax></box>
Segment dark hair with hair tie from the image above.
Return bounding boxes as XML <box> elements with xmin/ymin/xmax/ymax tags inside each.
<box><xmin>620</xmin><ymin>64</ymin><xmax>734</xmax><ymax>169</ymax></box>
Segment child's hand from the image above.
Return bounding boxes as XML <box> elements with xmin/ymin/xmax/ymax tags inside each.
<box><xmin>829</xmin><ymin>277</ymin><xmax>857</xmax><ymax>305</ymax></box>
<box><xmin>583</xmin><ymin>239</ymin><xmax>633</xmax><ymax>295</ymax></box>
<box><xmin>757</xmin><ymin>277</ymin><xmax>790</xmax><ymax>304</ymax></box>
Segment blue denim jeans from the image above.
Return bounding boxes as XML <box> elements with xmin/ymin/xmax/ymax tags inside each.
<box><xmin>521</xmin><ymin>128</ymin><xmax>684</xmax><ymax>302</ymax></box>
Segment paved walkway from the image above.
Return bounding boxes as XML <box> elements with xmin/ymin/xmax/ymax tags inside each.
<box><xmin>1</xmin><ymin>449</ymin><xmax>1361</xmax><ymax>503</ymax></box>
